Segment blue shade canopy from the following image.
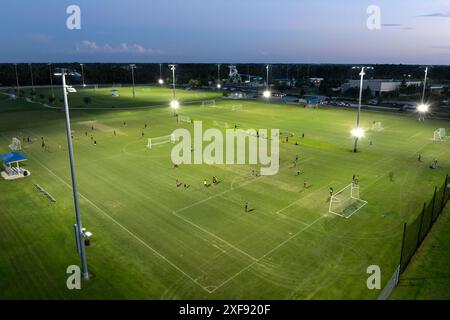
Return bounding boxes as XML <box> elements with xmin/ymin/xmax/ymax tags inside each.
<box><xmin>0</xmin><ymin>152</ymin><xmax>28</xmax><ymax>165</ymax></box>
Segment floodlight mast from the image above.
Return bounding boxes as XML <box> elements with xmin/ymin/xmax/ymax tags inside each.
<box><xmin>56</xmin><ymin>69</ymin><xmax>89</xmax><ymax>280</ymax></box>
<box><xmin>80</xmin><ymin>63</ymin><xmax>85</xmax><ymax>87</ymax></box>
<box><xmin>266</xmin><ymin>64</ymin><xmax>270</xmax><ymax>91</ymax></box>
<box><xmin>13</xmin><ymin>64</ymin><xmax>20</xmax><ymax>93</ymax></box>
<box><xmin>217</xmin><ymin>64</ymin><xmax>221</xmax><ymax>89</ymax></box>
<box><xmin>352</xmin><ymin>66</ymin><xmax>373</xmax><ymax>152</ymax></box>
<box><xmin>159</xmin><ymin>63</ymin><xmax>164</xmax><ymax>85</ymax></box>
<box><xmin>29</xmin><ymin>63</ymin><xmax>35</xmax><ymax>94</ymax></box>
<box><xmin>421</xmin><ymin>67</ymin><xmax>428</xmax><ymax>105</ymax></box>
<box><xmin>169</xmin><ymin>64</ymin><xmax>176</xmax><ymax>100</ymax></box>
<box><xmin>48</xmin><ymin>63</ymin><xmax>55</xmax><ymax>99</ymax></box>
<box><xmin>130</xmin><ymin>64</ymin><xmax>136</xmax><ymax>98</ymax></box>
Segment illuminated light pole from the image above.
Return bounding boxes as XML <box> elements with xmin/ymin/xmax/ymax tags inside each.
<box><xmin>263</xmin><ymin>64</ymin><xmax>271</xmax><ymax>99</ymax></box>
<box><xmin>169</xmin><ymin>64</ymin><xmax>178</xmax><ymax>116</ymax></box>
<box><xmin>352</xmin><ymin>66</ymin><xmax>373</xmax><ymax>152</ymax></box>
<box><xmin>158</xmin><ymin>63</ymin><xmax>164</xmax><ymax>85</ymax></box>
<box><xmin>217</xmin><ymin>64</ymin><xmax>221</xmax><ymax>89</ymax></box>
<box><xmin>48</xmin><ymin>63</ymin><xmax>55</xmax><ymax>99</ymax></box>
<box><xmin>418</xmin><ymin>67</ymin><xmax>429</xmax><ymax>122</ymax></box>
<box><xmin>130</xmin><ymin>64</ymin><xmax>136</xmax><ymax>98</ymax></box>
<box><xmin>80</xmin><ymin>63</ymin><xmax>86</xmax><ymax>87</ymax></box>
<box><xmin>54</xmin><ymin>69</ymin><xmax>89</xmax><ymax>280</ymax></box>
<box><xmin>29</xmin><ymin>63</ymin><xmax>35</xmax><ymax>95</ymax></box>
<box><xmin>14</xmin><ymin>64</ymin><xmax>20</xmax><ymax>94</ymax></box>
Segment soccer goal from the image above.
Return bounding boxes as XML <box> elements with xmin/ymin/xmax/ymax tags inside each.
<box><xmin>213</xmin><ymin>120</ymin><xmax>229</xmax><ymax>128</ymax></box>
<box><xmin>232</xmin><ymin>104</ymin><xmax>243</xmax><ymax>111</ymax></box>
<box><xmin>433</xmin><ymin>128</ymin><xmax>447</xmax><ymax>141</ymax></box>
<box><xmin>202</xmin><ymin>100</ymin><xmax>216</xmax><ymax>107</ymax></box>
<box><xmin>178</xmin><ymin>115</ymin><xmax>192</xmax><ymax>124</ymax></box>
<box><xmin>9</xmin><ymin>137</ymin><xmax>21</xmax><ymax>151</ymax></box>
<box><xmin>329</xmin><ymin>183</ymin><xmax>368</xmax><ymax>219</ymax></box>
<box><xmin>372</xmin><ymin>121</ymin><xmax>384</xmax><ymax>132</ymax></box>
<box><xmin>147</xmin><ymin>134</ymin><xmax>175</xmax><ymax>148</ymax></box>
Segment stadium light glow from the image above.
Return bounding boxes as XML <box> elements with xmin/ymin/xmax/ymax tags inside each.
<box><xmin>170</xmin><ymin>100</ymin><xmax>179</xmax><ymax>109</ymax></box>
<box><xmin>351</xmin><ymin>127</ymin><xmax>365</xmax><ymax>139</ymax></box>
<box><xmin>217</xmin><ymin>84</ymin><xmax>221</xmax><ymax>89</ymax></box>
<box><xmin>158</xmin><ymin>78</ymin><xmax>164</xmax><ymax>85</ymax></box>
<box><xmin>263</xmin><ymin>90</ymin><xmax>271</xmax><ymax>98</ymax></box>
<box><xmin>417</xmin><ymin>103</ymin><xmax>429</xmax><ymax>113</ymax></box>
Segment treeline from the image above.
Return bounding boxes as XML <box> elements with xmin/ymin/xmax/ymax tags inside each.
<box><xmin>0</xmin><ymin>63</ymin><xmax>449</xmax><ymax>87</ymax></box>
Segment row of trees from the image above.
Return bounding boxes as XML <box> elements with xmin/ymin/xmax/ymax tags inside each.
<box><xmin>1</xmin><ymin>63</ymin><xmax>449</xmax><ymax>88</ymax></box>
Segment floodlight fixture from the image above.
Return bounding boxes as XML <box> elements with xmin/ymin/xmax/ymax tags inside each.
<box><xmin>263</xmin><ymin>90</ymin><xmax>271</xmax><ymax>98</ymax></box>
<box><xmin>351</xmin><ymin>127</ymin><xmax>365</xmax><ymax>139</ymax></box>
<box><xmin>417</xmin><ymin>103</ymin><xmax>429</xmax><ymax>113</ymax></box>
<box><xmin>170</xmin><ymin>100</ymin><xmax>179</xmax><ymax>109</ymax></box>
<box><xmin>158</xmin><ymin>78</ymin><xmax>164</xmax><ymax>85</ymax></box>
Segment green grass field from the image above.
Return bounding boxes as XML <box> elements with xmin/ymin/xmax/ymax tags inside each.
<box><xmin>0</xmin><ymin>86</ymin><xmax>449</xmax><ymax>299</ymax></box>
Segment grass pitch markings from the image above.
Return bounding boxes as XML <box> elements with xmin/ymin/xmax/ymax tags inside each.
<box><xmin>28</xmin><ymin>155</ymin><xmax>215</xmax><ymax>293</ymax></box>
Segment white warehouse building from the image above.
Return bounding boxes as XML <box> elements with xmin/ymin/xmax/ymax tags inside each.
<box><xmin>341</xmin><ymin>79</ymin><xmax>422</xmax><ymax>96</ymax></box>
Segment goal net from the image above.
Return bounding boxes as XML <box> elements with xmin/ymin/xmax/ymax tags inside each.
<box><xmin>202</xmin><ymin>100</ymin><xmax>216</xmax><ymax>107</ymax></box>
<box><xmin>147</xmin><ymin>134</ymin><xmax>175</xmax><ymax>148</ymax></box>
<box><xmin>329</xmin><ymin>183</ymin><xmax>368</xmax><ymax>219</ymax></box>
<box><xmin>9</xmin><ymin>137</ymin><xmax>21</xmax><ymax>151</ymax></box>
<box><xmin>433</xmin><ymin>128</ymin><xmax>447</xmax><ymax>141</ymax></box>
<box><xmin>372</xmin><ymin>121</ymin><xmax>383</xmax><ymax>132</ymax></box>
<box><xmin>232</xmin><ymin>104</ymin><xmax>243</xmax><ymax>111</ymax></box>
<box><xmin>213</xmin><ymin>120</ymin><xmax>229</xmax><ymax>128</ymax></box>
<box><xmin>178</xmin><ymin>115</ymin><xmax>192</xmax><ymax>124</ymax></box>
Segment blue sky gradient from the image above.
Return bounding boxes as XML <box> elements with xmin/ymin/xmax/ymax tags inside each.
<box><xmin>1</xmin><ymin>0</ymin><xmax>450</xmax><ymax>64</ymax></box>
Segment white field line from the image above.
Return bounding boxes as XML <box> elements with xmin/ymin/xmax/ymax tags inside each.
<box><xmin>30</xmin><ymin>156</ymin><xmax>213</xmax><ymax>293</ymax></box>
<box><xmin>209</xmin><ymin>215</ymin><xmax>325</xmax><ymax>293</ymax></box>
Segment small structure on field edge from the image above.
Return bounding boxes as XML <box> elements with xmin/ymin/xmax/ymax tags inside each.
<box><xmin>0</xmin><ymin>152</ymin><xmax>31</xmax><ymax>180</ymax></box>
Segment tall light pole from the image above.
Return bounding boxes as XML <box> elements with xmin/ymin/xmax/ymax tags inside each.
<box><xmin>169</xmin><ymin>64</ymin><xmax>178</xmax><ymax>116</ymax></box>
<box><xmin>29</xmin><ymin>63</ymin><xmax>35</xmax><ymax>95</ymax></box>
<box><xmin>158</xmin><ymin>63</ymin><xmax>164</xmax><ymax>86</ymax></box>
<box><xmin>169</xmin><ymin>64</ymin><xmax>176</xmax><ymax>100</ymax></box>
<box><xmin>130</xmin><ymin>64</ymin><xmax>136</xmax><ymax>98</ymax></box>
<box><xmin>80</xmin><ymin>63</ymin><xmax>86</xmax><ymax>87</ymax></box>
<box><xmin>48</xmin><ymin>63</ymin><xmax>55</xmax><ymax>99</ymax></box>
<box><xmin>263</xmin><ymin>64</ymin><xmax>271</xmax><ymax>99</ymax></box>
<box><xmin>54</xmin><ymin>69</ymin><xmax>89</xmax><ymax>280</ymax></box>
<box><xmin>13</xmin><ymin>64</ymin><xmax>20</xmax><ymax>94</ymax></box>
<box><xmin>217</xmin><ymin>64</ymin><xmax>221</xmax><ymax>89</ymax></box>
<box><xmin>351</xmin><ymin>66</ymin><xmax>373</xmax><ymax>153</ymax></box>
<box><xmin>421</xmin><ymin>67</ymin><xmax>428</xmax><ymax>105</ymax></box>
<box><xmin>417</xmin><ymin>67</ymin><xmax>430</xmax><ymax>121</ymax></box>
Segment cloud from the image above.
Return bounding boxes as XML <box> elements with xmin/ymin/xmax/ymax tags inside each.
<box><xmin>418</xmin><ymin>12</ymin><xmax>450</xmax><ymax>18</ymax></box>
<box><xmin>77</xmin><ymin>40</ymin><xmax>164</xmax><ymax>55</ymax></box>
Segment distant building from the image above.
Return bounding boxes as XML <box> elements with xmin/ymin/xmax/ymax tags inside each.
<box><xmin>341</xmin><ymin>79</ymin><xmax>422</xmax><ymax>96</ymax></box>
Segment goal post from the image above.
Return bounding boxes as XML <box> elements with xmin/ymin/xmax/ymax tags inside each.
<box><xmin>372</xmin><ymin>121</ymin><xmax>383</xmax><ymax>132</ymax></box>
<box><xmin>147</xmin><ymin>134</ymin><xmax>175</xmax><ymax>148</ymax></box>
<box><xmin>202</xmin><ymin>100</ymin><xmax>216</xmax><ymax>107</ymax></box>
<box><xmin>9</xmin><ymin>137</ymin><xmax>21</xmax><ymax>151</ymax></box>
<box><xmin>433</xmin><ymin>128</ymin><xmax>447</xmax><ymax>141</ymax></box>
<box><xmin>232</xmin><ymin>104</ymin><xmax>243</xmax><ymax>111</ymax></box>
<box><xmin>329</xmin><ymin>183</ymin><xmax>368</xmax><ymax>219</ymax></box>
<box><xmin>178</xmin><ymin>115</ymin><xmax>192</xmax><ymax>124</ymax></box>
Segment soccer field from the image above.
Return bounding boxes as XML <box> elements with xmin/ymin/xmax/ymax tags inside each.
<box><xmin>0</xmin><ymin>86</ymin><xmax>449</xmax><ymax>299</ymax></box>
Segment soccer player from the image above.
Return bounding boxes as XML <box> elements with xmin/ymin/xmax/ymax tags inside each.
<box><xmin>114</xmin><ymin>130</ymin><xmax>116</xmax><ymax>136</ymax></box>
<box><xmin>85</xmin><ymin>131</ymin><xmax>88</xmax><ymax>136</ymax></box>
<box><xmin>304</xmin><ymin>180</ymin><xmax>308</xmax><ymax>188</ymax></box>
<box><xmin>329</xmin><ymin>187</ymin><xmax>334</xmax><ymax>197</ymax></box>
<box><xmin>204</xmin><ymin>180</ymin><xmax>208</xmax><ymax>188</ymax></box>
<box><xmin>418</xmin><ymin>154</ymin><xmax>422</xmax><ymax>162</ymax></box>
<box><xmin>94</xmin><ymin>140</ymin><xmax>97</xmax><ymax>145</ymax></box>
<box><xmin>144</xmin><ymin>123</ymin><xmax>147</xmax><ymax>129</ymax></box>
<box><xmin>245</xmin><ymin>202</ymin><xmax>249</xmax><ymax>213</ymax></box>
<box><xmin>141</xmin><ymin>132</ymin><xmax>144</xmax><ymax>138</ymax></box>
<box><xmin>302</xmin><ymin>133</ymin><xmax>305</xmax><ymax>138</ymax></box>
<box><xmin>91</xmin><ymin>125</ymin><xmax>94</xmax><ymax>131</ymax></box>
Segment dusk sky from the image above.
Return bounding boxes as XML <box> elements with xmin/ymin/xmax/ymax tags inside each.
<box><xmin>2</xmin><ymin>0</ymin><xmax>450</xmax><ymax>64</ymax></box>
